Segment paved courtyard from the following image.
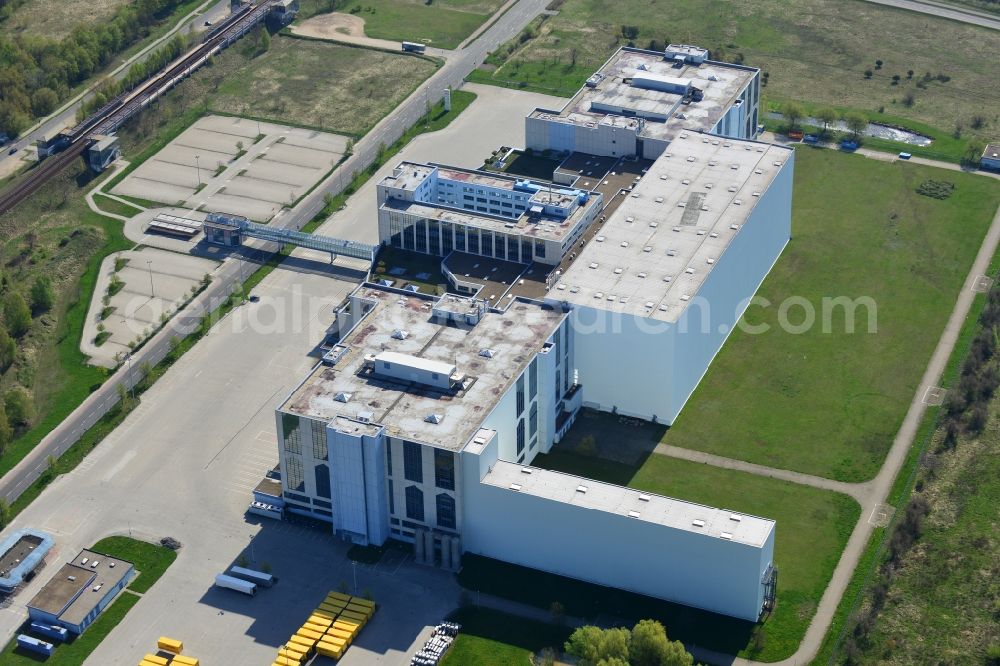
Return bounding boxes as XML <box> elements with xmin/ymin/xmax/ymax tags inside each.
<box><xmin>112</xmin><ymin>115</ymin><xmax>349</xmax><ymax>221</ymax></box>
<box><xmin>81</xmin><ymin>247</ymin><xmax>220</xmax><ymax>367</ymax></box>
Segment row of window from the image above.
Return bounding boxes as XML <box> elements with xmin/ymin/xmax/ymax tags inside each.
<box><xmin>396</xmin><ymin>440</ymin><xmax>455</xmax><ymax>490</ymax></box>
<box><xmin>385</xmin><ymin>214</ymin><xmax>547</xmax><ymax>262</ymax></box>
<box><xmin>389</xmin><ymin>482</ymin><xmax>456</xmax><ymax>529</ymax></box>
<box><xmin>283</xmin><ymin>455</ymin><xmax>332</xmax><ymax>499</ymax></box>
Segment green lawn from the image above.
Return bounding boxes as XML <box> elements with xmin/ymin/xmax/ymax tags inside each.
<box><xmin>211</xmin><ymin>35</ymin><xmax>437</xmax><ymax>136</ymax></box>
<box><xmin>469</xmin><ymin>0</ymin><xmax>999</xmax><ymax>144</ymax></box>
<box><xmin>476</xmin><ymin>450</ymin><xmax>859</xmax><ymax>662</ymax></box>
<box><xmin>659</xmin><ymin>148</ymin><xmax>1000</xmax><ymax>482</ymax></box>
<box><xmin>441</xmin><ymin>608</ymin><xmax>571</xmax><ymax>666</ymax></box>
<box><xmin>317</xmin><ymin>0</ymin><xmax>504</xmax><ymax>49</ymax></box>
<box><xmin>92</xmin><ymin>193</ymin><xmax>143</xmax><ymax>218</ymax></box>
<box><xmin>91</xmin><ymin>536</ymin><xmax>178</xmax><ymax>594</ymax></box>
<box><xmin>1</xmin><ymin>537</ymin><xmax>176</xmax><ymax>665</ymax></box>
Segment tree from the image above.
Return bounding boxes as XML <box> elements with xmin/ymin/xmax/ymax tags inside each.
<box><xmin>31</xmin><ymin>87</ymin><xmax>59</xmax><ymax>117</ymax></box>
<box><xmin>815</xmin><ymin>107</ymin><xmax>838</xmax><ymax>135</ymax></box>
<box><xmin>874</xmin><ymin>59</ymin><xmax>883</xmax><ymax>69</ymax></box>
<box><xmin>4</xmin><ymin>388</ymin><xmax>33</xmax><ymax>428</ymax></box>
<box><xmin>565</xmin><ymin>626</ymin><xmax>630</xmax><ymax>666</ymax></box>
<box><xmin>863</xmin><ymin>69</ymin><xmax>873</xmax><ymax>79</ymax></box>
<box><xmin>4</xmin><ymin>292</ymin><xmax>31</xmax><ymax>337</ymax></box>
<box><xmin>629</xmin><ymin>620</ymin><xmax>692</xmax><ymax>666</ymax></box>
<box><xmin>781</xmin><ymin>101</ymin><xmax>805</xmax><ymax>131</ymax></box>
<box><xmin>620</xmin><ymin>25</ymin><xmax>640</xmax><ymax>41</ymax></box>
<box><xmin>0</xmin><ymin>498</ymin><xmax>10</xmax><ymax>530</ymax></box>
<box><xmin>0</xmin><ymin>402</ymin><xmax>11</xmax><ymax>456</ymax></box>
<box><xmin>0</xmin><ymin>324</ymin><xmax>15</xmax><ymax>371</ymax></box>
<box><xmin>30</xmin><ymin>276</ymin><xmax>54</xmax><ymax>315</ymax></box>
<box><xmin>844</xmin><ymin>111</ymin><xmax>868</xmax><ymax>138</ymax></box>
<box><xmin>257</xmin><ymin>28</ymin><xmax>271</xmax><ymax>55</ymax></box>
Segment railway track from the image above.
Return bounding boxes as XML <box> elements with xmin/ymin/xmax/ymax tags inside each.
<box><xmin>0</xmin><ymin>1</ymin><xmax>274</xmax><ymax>216</ymax></box>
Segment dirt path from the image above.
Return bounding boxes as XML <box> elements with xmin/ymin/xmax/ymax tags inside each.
<box><xmin>292</xmin><ymin>13</ymin><xmax>421</xmax><ymax>52</ymax></box>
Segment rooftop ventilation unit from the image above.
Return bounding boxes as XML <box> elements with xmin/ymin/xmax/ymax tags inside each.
<box><xmin>638</xmin><ymin>494</ymin><xmax>651</xmax><ymax>502</ymax></box>
<box><xmin>730</xmin><ymin>513</ymin><xmax>743</xmax><ymax>522</ymax></box>
<box><xmin>479</xmin><ymin>348</ymin><xmax>496</xmax><ymax>358</ymax></box>
<box><xmin>628</xmin><ymin>510</ymin><xmax>642</xmax><ymax>518</ymax></box>
<box><xmin>391</xmin><ymin>329</ymin><xmax>409</xmax><ymax>340</ymax></box>
<box><xmin>692</xmin><ymin>519</ymin><xmax>706</xmax><ymax>528</ymax></box>
<box><xmin>720</xmin><ymin>532</ymin><xmax>733</xmax><ymax>540</ymax></box>
<box><xmin>425</xmin><ymin>413</ymin><xmax>445</xmax><ymax>424</ymax></box>
<box><xmin>356</xmin><ymin>410</ymin><xmax>374</xmax><ymax>423</ymax></box>
<box><xmin>576</xmin><ymin>485</ymin><xmax>588</xmax><ymax>493</ymax></box>
<box><xmin>510</xmin><ymin>483</ymin><xmax>522</xmax><ymax>491</ymax></box>
<box><xmin>334</xmin><ymin>391</ymin><xmax>352</xmax><ymax>403</ymax></box>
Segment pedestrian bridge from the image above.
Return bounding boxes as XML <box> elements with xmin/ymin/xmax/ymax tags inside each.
<box><xmin>204</xmin><ymin>212</ymin><xmax>376</xmax><ymax>263</ymax></box>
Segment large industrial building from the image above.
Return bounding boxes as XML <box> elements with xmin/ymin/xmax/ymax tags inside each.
<box><xmin>265</xmin><ymin>45</ymin><xmax>790</xmax><ymax>622</ymax></box>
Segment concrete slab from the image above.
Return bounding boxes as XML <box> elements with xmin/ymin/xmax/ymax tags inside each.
<box><xmin>81</xmin><ymin>248</ymin><xmax>220</xmax><ymax>366</ymax></box>
<box><xmin>113</xmin><ymin>115</ymin><xmax>347</xmax><ymax>222</ymax></box>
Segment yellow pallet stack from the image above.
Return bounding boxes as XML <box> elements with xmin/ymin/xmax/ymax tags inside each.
<box><xmin>172</xmin><ymin>656</ymin><xmax>200</xmax><ymax>666</ymax></box>
<box><xmin>274</xmin><ymin>590</ymin><xmax>378</xmax><ymax>663</ymax></box>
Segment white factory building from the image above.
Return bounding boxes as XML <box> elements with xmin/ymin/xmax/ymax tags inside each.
<box><xmin>526</xmin><ymin>45</ymin><xmax>761</xmax><ymax>160</ymax></box>
<box><xmin>267</xmin><ymin>45</ymin><xmax>791</xmax><ymax>623</ymax></box>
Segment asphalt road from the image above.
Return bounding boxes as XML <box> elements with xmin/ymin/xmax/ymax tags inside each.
<box><xmin>0</xmin><ymin>0</ymin><xmax>229</xmax><ymax>173</ymax></box>
<box><xmin>863</xmin><ymin>0</ymin><xmax>1000</xmax><ymax>29</ymax></box>
<box><xmin>0</xmin><ymin>0</ymin><xmax>550</xmax><ymax>504</ymax></box>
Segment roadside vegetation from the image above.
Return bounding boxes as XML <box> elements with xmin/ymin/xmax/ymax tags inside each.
<box><xmin>832</xmin><ymin>278</ymin><xmax>1000</xmax><ymax>664</ymax></box>
<box><xmin>296</xmin><ymin>0</ymin><xmax>505</xmax><ymax>49</ymax></box>
<box><xmin>468</xmin><ymin>0</ymin><xmax>998</xmax><ymax>153</ymax></box>
<box><xmin>0</xmin><ymin>0</ymin><xmax>192</xmax><ymax>136</ymax></box>
<box><xmin>441</xmin><ymin>607</ymin><xmax>572</xmax><ymax>666</ymax></box>
<box><xmin>659</xmin><ymin>148</ymin><xmax>1000</xmax><ymax>482</ymax></box>
<box><xmin>0</xmin><ymin>536</ymin><xmax>177</xmax><ymax>665</ymax></box>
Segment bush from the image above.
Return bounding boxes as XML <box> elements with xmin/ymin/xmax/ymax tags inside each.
<box><xmin>30</xmin><ymin>275</ymin><xmax>55</xmax><ymax>315</ymax></box>
<box><xmin>4</xmin><ymin>388</ymin><xmax>34</xmax><ymax>428</ymax></box>
<box><xmin>4</xmin><ymin>292</ymin><xmax>31</xmax><ymax>337</ymax></box>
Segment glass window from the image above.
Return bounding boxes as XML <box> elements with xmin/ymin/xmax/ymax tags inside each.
<box><xmin>517</xmin><ymin>418</ymin><xmax>525</xmax><ymax>454</ymax></box>
<box><xmin>282</xmin><ymin>413</ymin><xmax>302</xmax><ymax>454</ymax></box>
<box><xmin>415</xmin><ymin>220</ymin><xmax>428</xmax><ymax>253</ymax></box>
<box><xmin>314</xmin><ymin>463</ymin><xmax>330</xmax><ymax>498</ymax></box>
<box><xmin>516</xmin><ymin>375</ymin><xmax>525</xmax><ymax>415</ymax></box>
<box><xmin>529</xmin><ymin>402</ymin><xmax>538</xmax><ymax>437</ymax></box>
<box><xmin>285</xmin><ymin>455</ymin><xmax>304</xmax><ymax>491</ymax></box>
<box><xmin>436</xmin><ymin>493</ymin><xmax>456</xmax><ymax>530</ymax></box>
<box><xmin>508</xmin><ymin>235</ymin><xmax>520</xmax><ymax>262</ymax></box>
<box><xmin>529</xmin><ymin>359</ymin><xmax>538</xmax><ymax>399</ymax></box>
<box><xmin>481</xmin><ymin>232</ymin><xmax>493</xmax><ymax>256</ymax></box>
<box><xmin>534</xmin><ymin>239</ymin><xmax>546</xmax><ymax>259</ymax></box>
<box><xmin>403</xmin><ymin>440</ymin><xmax>423</xmax><ymax>483</ymax></box>
<box><xmin>468</xmin><ymin>228</ymin><xmax>480</xmax><ymax>254</ymax></box>
<box><xmin>388</xmin><ymin>480</ymin><xmax>395</xmax><ymax>515</ymax></box>
<box><xmin>434</xmin><ymin>449</ymin><xmax>455</xmax><ymax>490</ymax></box>
<box><xmin>405</xmin><ymin>485</ymin><xmax>424</xmax><ymax>522</ymax></box>
<box><xmin>386</xmin><ymin>441</ymin><xmax>393</xmax><ymax>477</ymax></box>
<box><xmin>311</xmin><ymin>421</ymin><xmax>327</xmax><ymax>459</ymax></box>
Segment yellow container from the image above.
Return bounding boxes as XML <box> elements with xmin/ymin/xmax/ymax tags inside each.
<box><xmin>316</xmin><ymin>643</ymin><xmax>344</xmax><ymax>659</ymax></box>
<box><xmin>288</xmin><ymin>635</ymin><xmax>315</xmax><ymax>650</ymax></box>
<box><xmin>143</xmin><ymin>656</ymin><xmax>169</xmax><ymax>666</ymax></box>
<box><xmin>326</xmin><ymin>591</ymin><xmax>351</xmax><ymax>603</ymax></box>
<box><xmin>297</xmin><ymin>628</ymin><xmax>323</xmax><ymax>642</ymax></box>
<box><xmin>279</xmin><ymin>646</ymin><xmax>305</xmax><ymax>661</ymax></box>
<box><xmin>327</xmin><ymin>627</ymin><xmax>354</xmax><ymax>642</ymax></box>
<box><xmin>318</xmin><ymin>602</ymin><xmax>343</xmax><ymax>615</ymax></box>
<box><xmin>345</xmin><ymin>603</ymin><xmax>372</xmax><ymax>618</ymax></box>
<box><xmin>172</xmin><ymin>657</ymin><xmax>201</xmax><ymax>666</ymax></box>
<box><xmin>349</xmin><ymin>597</ymin><xmax>375</xmax><ymax>609</ymax></box>
<box><xmin>303</xmin><ymin>621</ymin><xmax>328</xmax><ymax>634</ymax></box>
<box><xmin>308</xmin><ymin>614</ymin><xmax>333</xmax><ymax>627</ymax></box>
<box><xmin>156</xmin><ymin>637</ymin><xmax>183</xmax><ymax>653</ymax></box>
<box><xmin>313</xmin><ymin>608</ymin><xmax>336</xmax><ymax>620</ymax></box>
<box><xmin>333</xmin><ymin>619</ymin><xmax>361</xmax><ymax>632</ymax></box>
<box><xmin>339</xmin><ymin>610</ymin><xmax>367</xmax><ymax>624</ymax></box>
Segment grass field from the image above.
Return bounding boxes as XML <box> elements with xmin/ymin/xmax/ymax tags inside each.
<box><xmin>1</xmin><ymin>537</ymin><xmax>176</xmax><ymax>665</ymax></box>
<box><xmin>655</xmin><ymin>148</ymin><xmax>1000</xmax><ymax>482</ymax></box>
<box><xmin>211</xmin><ymin>35</ymin><xmax>437</xmax><ymax>136</ymax></box>
<box><xmin>474</xmin><ymin>449</ymin><xmax>859</xmax><ymax>662</ymax></box>
<box><xmin>1</xmin><ymin>0</ymin><xmax>130</xmax><ymax>38</ymax></box>
<box><xmin>93</xmin><ymin>193</ymin><xmax>142</xmax><ymax>218</ymax></box>
<box><xmin>440</xmin><ymin>607</ymin><xmax>571</xmax><ymax>666</ymax></box>
<box><xmin>470</xmin><ymin>0</ymin><xmax>1000</xmax><ymax>142</ymax></box>
<box><xmin>305</xmin><ymin>0</ymin><xmax>505</xmax><ymax>49</ymax></box>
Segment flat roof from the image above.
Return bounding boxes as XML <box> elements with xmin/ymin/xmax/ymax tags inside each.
<box><xmin>380</xmin><ymin>197</ymin><xmax>601</xmax><ymax>244</ymax></box>
<box><xmin>59</xmin><ymin>549</ymin><xmax>132</xmax><ymax>626</ymax></box>
<box><xmin>280</xmin><ymin>287</ymin><xmax>565</xmax><ymax>450</ymax></box>
<box><xmin>984</xmin><ymin>143</ymin><xmax>1000</xmax><ymax>159</ymax></box>
<box><xmin>550</xmin><ymin>136</ymin><xmax>791</xmax><ymax>322</ymax></box>
<box><xmin>484</xmin><ymin>460</ymin><xmax>773</xmax><ymax>548</ymax></box>
<box><xmin>27</xmin><ymin>563</ymin><xmax>94</xmax><ymax>616</ymax></box>
<box><xmin>532</xmin><ymin>47</ymin><xmax>757</xmax><ymax>142</ymax></box>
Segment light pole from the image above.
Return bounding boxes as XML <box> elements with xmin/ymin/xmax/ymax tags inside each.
<box><xmin>146</xmin><ymin>260</ymin><xmax>154</xmax><ymax>297</ymax></box>
<box><xmin>352</xmin><ymin>561</ymin><xmax>357</xmax><ymax>594</ymax></box>
<box><xmin>195</xmin><ymin>154</ymin><xmax>202</xmax><ymax>187</ymax></box>
<box><xmin>126</xmin><ymin>352</ymin><xmax>135</xmax><ymax>402</ymax></box>
<box><xmin>249</xmin><ymin>534</ymin><xmax>255</xmax><ymax>564</ymax></box>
